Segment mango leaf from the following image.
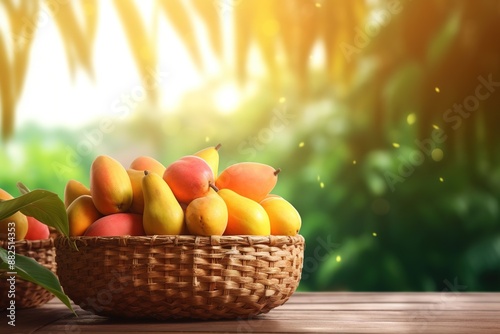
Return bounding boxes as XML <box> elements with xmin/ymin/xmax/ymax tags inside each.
<box><xmin>0</xmin><ymin>247</ymin><xmax>75</xmax><ymax>315</ymax></box>
<box><xmin>0</xmin><ymin>189</ymin><xmax>69</xmax><ymax>238</ymax></box>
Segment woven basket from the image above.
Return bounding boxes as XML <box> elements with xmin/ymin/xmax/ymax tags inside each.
<box><xmin>55</xmin><ymin>234</ymin><xmax>304</xmax><ymax>320</ymax></box>
<box><xmin>0</xmin><ymin>238</ymin><xmax>57</xmax><ymax>309</ymax></box>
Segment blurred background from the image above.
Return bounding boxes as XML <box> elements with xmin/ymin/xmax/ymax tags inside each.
<box><xmin>1</xmin><ymin>0</ymin><xmax>500</xmax><ymax>291</ymax></box>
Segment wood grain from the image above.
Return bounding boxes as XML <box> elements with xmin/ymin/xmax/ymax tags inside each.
<box><xmin>1</xmin><ymin>292</ymin><xmax>499</xmax><ymax>333</ymax></box>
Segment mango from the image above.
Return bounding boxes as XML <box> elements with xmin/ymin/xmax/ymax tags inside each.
<box><xmin>90</xmin><ymin>155</ymin><xmax>133</xmax><ymax>215</ymax></box>
<box><xmin>127</xmin><ymin>169</ymin><xmax>145</xmax><ymax>214</ymax></box>
<box><xmin>0</xmin><ymin>188</ymin><xmax>28</xmax><ymax>241</ymax></box>
<box><xmin>67</xmin><ymin>195</ymin><xmax>103</xmax><ymax>236</ymax></box>
<box><xmin>0</xmin><ymin>211</ymin><xmax>29</xmax><ymax>241</ymax></box>
<box><xmin>186</xmin><ymin>192</ymin><xmax>228</xmax><ymax>236</ymax></box>
<box><xmin>163</xmin><ymin>155</ymin><xmax>214</xmax><ymax>203</ymax></box>
<box><xmin>64</xmin><ymin>179</ymin><xmax>91</xmax><ymax>208</ymax></box>
<box><xmin>24</xmin><ymin>216</ymin><xmax>50</xmax><ymax>240</ymax></box>
<box><xmin>193</xmin><ymin>143</ymin><xmax>221</xmax><ymax>178</ymax></box>
<box><xmin>84</xmin><ymin>213</ymin><xmax>145</xmax><ymax>237</ymax></box>
<box><xmin>218</xmin><ymin>188</ymin><xmax>270</xmax><ymax>235</ymax></box>
<box><xmin>129</xmin><ymin>155</ymin><xmax>166</xmax><ymax>176</ymax></box>
<box><xmin>143</xmin><ymin>170</ymin><xmax>184</xmax><ymax>235</ymax></box>
<box><xmin>215</xmin><ymin>162</ymin><xmax>280</xmax><ymax>202</ymax></box>
<box><xmin>0</xmin><ymin>188</ymin><xmax>12</xmax><ymax>200</ymax></box>
<box><xmin>260</xmin><ymin>197</ymin><xmax>301</xmax><ymax>236</ymax></box>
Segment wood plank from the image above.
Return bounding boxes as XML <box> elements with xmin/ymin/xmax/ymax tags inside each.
<box><xmin>1</xmin><ymin>292</ymin><xmax>499</xmax><ymax>333</ymax></box>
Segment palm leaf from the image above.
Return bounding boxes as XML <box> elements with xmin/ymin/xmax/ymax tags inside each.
<box><xmin>295</xmin><ymin>2</ymin><xmax>319</xmax><ymax>95</ymax></box>
<box><xmin>233</xmin><ymin>0</ymin><xmax>254</xmax><ymax>83</ymax></box>
<box><xmin>253</xmin><ymin>1</ymin><xmax>280</xmax><ymax>93</ymax></box>
<box><xmin>190</xmin><ymin>0</ymin><xmax>223</xmax><ymax>59</ymax></box>
<box><xmin>276</xmin><ymin>0</ymin><xmax>319</xmax><ymax>95</ymax></box>
<box><xmin>82</xmin><ymin>0</ymin><xmax>99</xmax><ymax>47</ymax></box>
<box><xmin>45</xmin><ymin>0</ymin><xmax>94</xmax><ymax>79</ymax></box>
<box><xmin>0</xmin><ymin>32</ymin><xmax>14</xmax><ymax>141</ymax></box>
<box><xmin>113</xmin><ymin>0</ymin><xmax>157</xmax><ymax>102</ymax></box>
<box><xmin>157</xmin><ymin>0</ymin><xmax>203</xmax><ymax>71</ymax></box>
<box><xmin>11</xmin><ymin>1</ymin><xmax>39</xmax><ymax>102</ymax></box>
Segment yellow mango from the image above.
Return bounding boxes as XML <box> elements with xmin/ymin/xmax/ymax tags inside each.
<box><xmin>142</xmin><ymin>170</ymin><xmax>184</xmax><ymax>235</ymax></box>
<box><xmin>67</xmin><ymin>195</ymin><xmax>103</xmax><ymax>236</ymax></box>
<box><xmin>193</xmin><ymin>143</ymin><xmax>221</xmax><ymax>178</ymax></box>
<box><xmin>218</xmin><ymin>188</ymin><xmax>270</xmax><ymax>235</ymax></box>
<box><xmin>260</xmin><ymin>197</ymin><xmax>301</xmax><ymax>236</ymax></box>
<box><xmin>0</xmin><ymin>188</ymin><xmax>28</xmax><ymax>241</ymax></box>
<box><xmin>185</xmin><ymin>192</ymin><xmax>227</xmax><ymax>236</ymax></box>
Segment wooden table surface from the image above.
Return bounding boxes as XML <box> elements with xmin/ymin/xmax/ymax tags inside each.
<box><xmin>2</xmin><ymin>292</ymin><xmax>499</xmax><ymax>333</ymax></box>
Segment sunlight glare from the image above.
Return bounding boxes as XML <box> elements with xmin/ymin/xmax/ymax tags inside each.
<box><xmin>213</xmin><ymin>83</ymin><xmax>241</xmax><ymax>114</ymax></box>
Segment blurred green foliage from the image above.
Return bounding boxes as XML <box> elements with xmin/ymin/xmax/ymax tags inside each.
<box><xmin>1</xmin><ymin>1</ymin><xmax>500</xmax><ymax>292</ymax></box>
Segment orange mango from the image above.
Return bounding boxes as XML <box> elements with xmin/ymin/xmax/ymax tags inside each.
<box><xmin>64</xmin><ymin>179</ymin><xmax>91</xmax><ymax>208</ymax></box>
<box><xmin>129</xmin><ymin>156</ymin><xmax>166</xmax><ymax>176</ymax></box>
<box><xmin>185</xmin><ymin>192</ymin><xmax>228</xmax><ymax>236</ymax></box>
<box><xmin>67</xmin><ymin>195</ymin><xmax>103</xmax><ymax>236</ymax></box>
<box><xmin>215</xmin><ymin>162</ymin><xmax>280</xmax><ymax>202</ymax></box>
<box><xmin>127</xmin><ymin>169</ymin><xmax>145</xmax><ymax>214</ymax></box>
<box><xmin>90</xmin><ymin>155</ymin><xmax>133</xmax><ymax>215</ymax></box>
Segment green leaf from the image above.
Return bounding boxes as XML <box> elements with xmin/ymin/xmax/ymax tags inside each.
<box><xmin>0</xmin><ymin>247</ymin><xmax>76</xmax><ymax>315</ymax></box>
<box><xmin>0</xmin><ymin>189</ymin><xmax>69</xmax><ymax>238</ymax></box>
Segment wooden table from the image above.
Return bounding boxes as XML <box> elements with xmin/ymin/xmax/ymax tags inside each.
<box><xmin>2</xmin><ymin>292</ymin><xmax>499</xmax><ymax>333</ymax></box>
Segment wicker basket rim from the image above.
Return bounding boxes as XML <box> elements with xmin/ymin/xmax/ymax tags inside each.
<box><xmin>55</xmin><ymin>234</ymin><xmax>304</xmax><ymax>248</ymax></box>
<box><xmin>0</xmin><ymin>238</ymin><xmax>55</xmax><ymax>248</ymax></box>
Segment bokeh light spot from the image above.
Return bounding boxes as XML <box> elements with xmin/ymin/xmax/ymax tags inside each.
<box><xmin>407</xmin><ymin>113</ymin><xmax>416</xmax><ymax>125</ymax></box>
<box><xmin>432</xmin><ymin>148</ymin><xmax>444</xmax><ymax>161</ymax></box>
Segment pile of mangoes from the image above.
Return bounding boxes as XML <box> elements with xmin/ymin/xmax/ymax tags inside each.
<box><xmin>65</xmin><ymin>144</ymin><xmax>301</xmax><ymax>237</ymax></box>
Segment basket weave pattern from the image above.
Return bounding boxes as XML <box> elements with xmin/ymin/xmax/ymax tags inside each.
<box><xmin>0</xmin><ymin>238</ymin><xmax>56</xmax><ymax>309</ymax></box>
<box><xmin>55</xmin><ymin>235</ymin><xmax>304</xmax><ymax>320</ymax></box>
